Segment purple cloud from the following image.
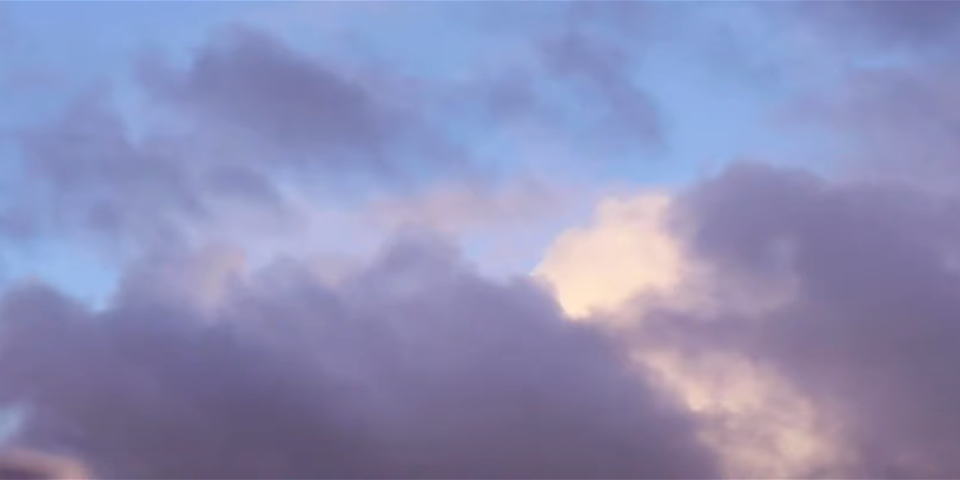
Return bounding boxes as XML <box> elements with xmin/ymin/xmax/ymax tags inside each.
<box><xmin>652</xmin><ymin>162</ymin><xmax>960</xmax><ymax>477</ymax></box>
<box><xmin>0</xmin><ymin>234</ymin><xmax>716</xmax><ymax>479</ymax></box>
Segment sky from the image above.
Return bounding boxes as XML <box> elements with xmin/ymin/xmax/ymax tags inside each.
<box><xmin>1</xmin><ymin>1</ymin><xmax>960</xmax><ymax>479</ymax></box>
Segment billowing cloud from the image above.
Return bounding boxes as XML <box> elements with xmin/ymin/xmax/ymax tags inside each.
<box><xmin>536</xmin><ymin>182</ymin><xmax>846</xmax><ymax>479</ymax></box>
<box><xmin>0</xmin><ymin>234</ymin><xmax>716</xmax><ymax>479</ymax></box>
<box><xmin>540</xmin><ymin>162</ymin><xmax>960</xmax><ymax>478</ymax></box>
<box><xmin>662</xmin><ymin>163</ymin><xmax>960</xmax><ymax>478</ymax></box>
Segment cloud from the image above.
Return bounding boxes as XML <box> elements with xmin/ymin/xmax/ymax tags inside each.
<box><xmin>0</xmin><ymin>234</ymin><xmax>717</xmax><ymax>479</ymax></box>
<box><xmin>538</xmin><ymin>162</ymin><xmax>960</xmax><ymax>478</ymax></box>
<box><xmin>138</xmin><ymin>26</ymin><xmax>419</xmax><ymax>176</ymax></box>
<box><xmin>660</xmin><ymin>163</ymin><xmax>960</xmax><ymax>478</ymax></box>
<box><xmin>536</xmin><ymin>182</ymin><xmax>846</xmax><ymax>479</ymax></box>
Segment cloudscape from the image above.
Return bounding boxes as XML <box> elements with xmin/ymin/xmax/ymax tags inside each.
<box><xmin>2</xmin><ymin>2</ymin><xmax>960</xmax><ymax>478</ymax></box>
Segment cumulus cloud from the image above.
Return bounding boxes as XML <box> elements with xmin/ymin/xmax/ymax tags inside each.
<box><xmin>0</xmin><ymin>234</ymin><xmax>716</xmax><ymax>479</ymax></box>
<box><xmin>536</xmin><ymin>181</ymin><xmax>845</xmax><ymax>479</ymax></box>
<box><xmin>540</xmin><ymin>162</ymin><xmax>960</xmax><ymax>478</ymax></box>
<box><xmin>662</xmin><ymin>163</ymin><xmax>960</xmax><ymax>478</ymax></box>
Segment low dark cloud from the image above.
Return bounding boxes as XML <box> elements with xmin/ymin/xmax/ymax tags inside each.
<box><xmin>0</xmin><ymin>234</ymin><xmax>716</xmax><ymax>479</ymax></box>
<box><xmin>652</xmin><ymin>163</ymin><xmax>960</xmax><ymax>478</ymax></box>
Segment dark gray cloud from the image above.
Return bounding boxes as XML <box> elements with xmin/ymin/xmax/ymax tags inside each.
<box><xmin>0</xmin><ymin>234</ymin><xmax>716</xmax><ymax>479</ymax></box>
<box><xmin>653</xmin><ymin>162</ymin><xmax>960</xmax><ymax>478</ymax></box>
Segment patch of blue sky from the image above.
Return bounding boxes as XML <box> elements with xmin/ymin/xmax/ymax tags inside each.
<box><xmin>0</xmin><ymin>239</ymin><xmax>118</xmax><ymax>309</ymax></box>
